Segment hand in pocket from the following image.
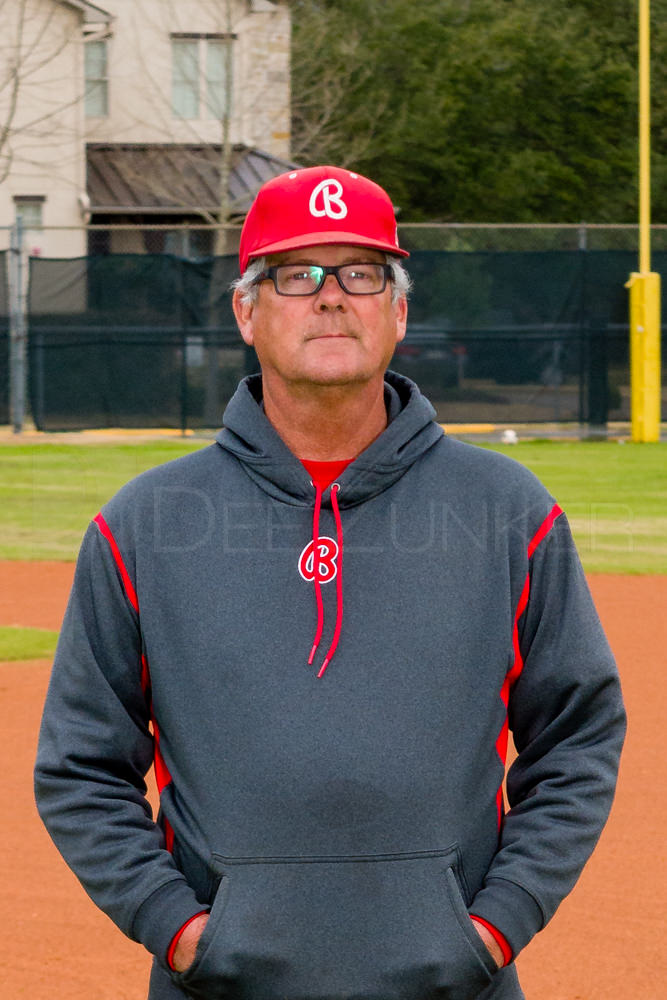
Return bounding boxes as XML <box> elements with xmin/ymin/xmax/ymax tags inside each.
<box><xmin>172</xmin><ymin>913</ymin><xmax>210</xmax><ymax>973</ymax></box>
<box><xmin>470</xmin><ymin>919</ymin><xmax>504</xmax><ymax>969</ymax></box>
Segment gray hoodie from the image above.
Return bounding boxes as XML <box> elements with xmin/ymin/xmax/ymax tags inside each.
<box><xmin>35</xmin><ymin>372</ymin><xmax>625</xmax><ymax>1000</ymax></box>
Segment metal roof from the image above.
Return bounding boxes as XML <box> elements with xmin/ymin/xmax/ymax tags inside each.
<box><xmin>86</xmin><ymin>143</ymin><xmax>298</xmax><ymax>218</ymax></box>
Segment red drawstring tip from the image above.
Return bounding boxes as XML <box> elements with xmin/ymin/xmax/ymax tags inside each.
<box><xmin>317</xmin><ymin>657</ymin><xmax>330</xmax><ymax>678</ymax></box>
<box><xmin>308</xmin><ymin>644</ymin><xmax>318</xmax><ymax>666</ymax></box>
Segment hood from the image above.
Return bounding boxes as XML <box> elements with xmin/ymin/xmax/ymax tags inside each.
<box><xmin>216</xmin><ymin>370</ymin><xmax>443</xmax><ymax>509</ymax></box>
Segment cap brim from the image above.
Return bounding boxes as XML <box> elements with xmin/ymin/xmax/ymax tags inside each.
<box><xmin>247</xmin><ymin>231</ymin><xmax>410</xmax><ymax>262</ymax></box>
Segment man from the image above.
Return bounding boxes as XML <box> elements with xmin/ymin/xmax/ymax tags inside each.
<box><xmin>35</xmin><ymin>166</ymin><xmax>625</xmax><ymax>1000</ymax></box>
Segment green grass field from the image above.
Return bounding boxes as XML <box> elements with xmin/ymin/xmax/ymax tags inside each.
<box><xmin>0</xmin><ymin>442</ymin><xmax>204</xmax><ymax>562</ymax></box>
<box><xmin>483</xmin><ymin>440</ymin><xmax>667</xmax><ymax>575</ymax></box>
<box><xmin>0</xmin><ymin>625</ymin><xmax>59</xmax><ymax>661</ymax></box>
<box><xmin>1</xmin><ymin>438</ymin><xmax>666</xmax><ymax>572</ymax></box>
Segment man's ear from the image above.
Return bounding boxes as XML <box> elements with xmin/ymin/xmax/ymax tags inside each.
<box><xmin>232</xmin><ymin>287</ymin><xmax>255</xmax><ymax>347</ymax></box>
<box><xmin>394</xmin><ymin>295</ymin><xmax>408</xmax><ymax>345</ymax></box>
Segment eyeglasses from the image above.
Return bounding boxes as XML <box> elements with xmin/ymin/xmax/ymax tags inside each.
<box><xmin>254</xmin><ymin>262</ymin><xmax>392</xmax><ymax>296</ymax></box>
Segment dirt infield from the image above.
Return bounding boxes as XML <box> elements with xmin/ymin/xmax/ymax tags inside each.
<box><xmin>0</xmin><ymin>561</ymin><xmax>75</xmax><ymax>629</ymax></box>
<box><xmin>1</xmin><ymin>563</ymin><xmax>665</xmax><ymax>1000</ymax></box>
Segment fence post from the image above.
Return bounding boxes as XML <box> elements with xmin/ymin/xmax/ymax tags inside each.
<box><xmin>578</xmin><ymin>222</ymin><xmax>587</xmax><ymax>251</ymax></box>
<box><xmin>181</xmin><ymin>326</ymin><xmax>188</xmax><ymax>437</ymax></box>
<box><xmin>8</xmin><ymin>219</ymin><xmax>28</xmax><ymax>433</ymax></box>
<box><xmin>179</xmin><ymin>257</ymin><xmax>188</xmax><ymax>436</ymax></box>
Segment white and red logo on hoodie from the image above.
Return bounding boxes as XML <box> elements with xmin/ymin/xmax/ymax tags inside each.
<box><xmin>298</xmin><ymin>537</ymin><xmax>339</xmax><ymax>583</ymax></box>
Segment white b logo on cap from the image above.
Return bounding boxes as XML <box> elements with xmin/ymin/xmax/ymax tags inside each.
<box><xmin>309</xmin><ymin>179</ymin><xmax>348</xmax><ymax>220</ymax></box>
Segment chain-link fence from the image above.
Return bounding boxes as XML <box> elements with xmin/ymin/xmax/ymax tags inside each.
<box><xmin>398</xmin><ymin>223</ymin><xmax>667</xmax><ymax>252</ymax></box>
<box><xmin>4</xmin><ymin>222</ymin><xmax>667</xmax><ymax>256</ymax></box>
<box><xmin>0</xmin><ymin>245</ymin><xmax>9</xmax><ymax>426</ymax></box>
<box><xmin>1</xmin><ymin>224</ymin><xmax>665</xmax><ymax>431</ymax></box>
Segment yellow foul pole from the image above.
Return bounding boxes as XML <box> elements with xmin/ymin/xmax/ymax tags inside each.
<box><xmin>639</xmin><ymin>0</ymin><xmax>651</xmax><ymax>274</ymax></box>
<box><xmin>627</xmin><ymin>0</ymin><xmax>661</xmax><ymax>442</ymax></box>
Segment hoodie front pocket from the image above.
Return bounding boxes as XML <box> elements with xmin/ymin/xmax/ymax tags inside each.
<box><xmin>173</xmin><ymin>847</ymin><xmax>497</xmax><ymax>1000</ymax></box>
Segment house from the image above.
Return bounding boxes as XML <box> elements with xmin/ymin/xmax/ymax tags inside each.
<box><xmin>0</xmin><ymin>0</ymin><xmax>293</xmax><ymax>257</ymax></box>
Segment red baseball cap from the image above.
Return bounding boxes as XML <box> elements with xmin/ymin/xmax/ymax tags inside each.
<box><xmin>238</xmin><ymin>165</ymin><xmax>409</xmax><ymax>273</ymax></box>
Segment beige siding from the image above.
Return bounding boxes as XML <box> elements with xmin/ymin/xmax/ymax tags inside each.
<box><xmin>87</xmin><ymin>0</ymin><xmax>290</xmax><ymax>158</ymax></box>
<box><xmin>0</xmin><ymin>0</ymin><xmax>88</xmax><ymax>253</ymax></box>
<box><xmin>0</xmin><ymin>0</ymin><xmax>291</xmax><ymax>256</ymax></box>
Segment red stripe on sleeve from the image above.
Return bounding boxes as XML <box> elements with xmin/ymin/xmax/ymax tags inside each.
<box><xmin>507</xmin><ymin>574</ymin><xmax>530</xmax><ymax>687</ymax></box>
<box><xmin>527</xmin><ymin>502</ymin><xmax>563</xmax><ymax>559</ymax></box>
<box><xmin>93</xmin><ymin>513</ymin><xmax>139</xmax><ymax>613</ymax></box>
<box><xmin>495</xmin><ymin>784</ymin><xmax>504</xmax><ymax>829</ymax></box>
<box><xmin>509</xmin><ymin>503</ymin><xmax>564</xmax><ymax>686</ymax></box>
<box><xmin>93</xmin><ymin>515</ymin><xmax>175</xmax><ymax>850</ymax></box>
<box><xmin>151</xmin><ymin>715</ymin><xmax>173</xmax><ymax>794</ymax></box>
<box><xmin>493</xmin><ymin>502</ymin><xmax>565</xmax><ymax>827</ymax></box>
<box><xmin>164</xmin><ymin>817</ymin><xmax>175</xmax><ymax>853</ymax></box>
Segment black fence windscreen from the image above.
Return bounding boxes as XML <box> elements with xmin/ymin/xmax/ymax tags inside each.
<box><xmin>28</xmin><ymin>255</ymin><xmax>244</xmax><ymax>431</ymax></box>
<box><xmin>0</xmin><ymin>251</ymin><xmax>9</xmax><ymax>425</ymax></box>
<box><xmin>25</xmin><ymin>250</ymin><xmax>667</xmax><ymax>430</ymax></box>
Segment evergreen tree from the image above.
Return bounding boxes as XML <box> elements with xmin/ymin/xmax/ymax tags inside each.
<box><xmin>290</xmin><ymin>0</ymin><xmax>663</xmax><ymax>223</ymax></box>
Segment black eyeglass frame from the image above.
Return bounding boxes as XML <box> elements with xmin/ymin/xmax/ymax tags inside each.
<box><xmin>252</xmin><ymin>263</ymin><xmax>393</xmax><ymax>296</ymax></box>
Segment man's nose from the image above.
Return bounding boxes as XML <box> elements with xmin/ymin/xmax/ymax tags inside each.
<box><xmin>314</xmin><ymin>272</ymin><xmax>346</xmax><ymax>310</ymax></box>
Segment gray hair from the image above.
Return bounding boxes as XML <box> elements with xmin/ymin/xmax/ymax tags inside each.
<box><xmin>231</xmin><ymin>254</ymin><xmax>412</xmax><ymax>306</ymax></box>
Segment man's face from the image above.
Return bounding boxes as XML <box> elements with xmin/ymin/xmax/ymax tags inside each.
<box><xmin>232</xmin><ymin>245</ymin><xmax>407</xmax><ymax>391</ymax></box>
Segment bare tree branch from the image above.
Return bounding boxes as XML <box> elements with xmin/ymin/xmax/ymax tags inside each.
<box><xmin>0</xmin><ymin>0</ymin><xmax>90</xmax><ymax>186</ymax></box>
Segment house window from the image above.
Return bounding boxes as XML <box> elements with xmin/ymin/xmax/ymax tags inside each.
<box><xmin>172</xmin><ymin>36</ymin><xmax>232</xmax><ymax>120</ymax></box>
<box><xmin>14</xmin><ymin>197</ymin><xmax>45</xmax><ymax>255</ymax></box>
<box><xmin>206</xmin><ymin>40</ymin><xmax>228</xmax><ymax>119</ymax></box>
<box><xmin>85</xmin><ymin>40</ymin><xmax>109</xmax><ymax>117</ymax></box>
<box><xmin>14</xmin><ymin>198</ymin><xmax>44</xmax><ymax>229</ymax></box>
<box><xmin>172</xmin><ymin>39</ymin><xmax>199</xmax><ymax>119</ymax></box>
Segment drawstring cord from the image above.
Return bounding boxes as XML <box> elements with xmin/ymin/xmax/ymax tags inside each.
<box><xmin>307</xmin><ymin>482</ymin><xmax>344</xmax><ymax>678</ymax></box>
<box><xmin>317</xmin><ymin>484</ymin><xmax>343</xmax><ymax>678</ymax></box>
<box><xmin>308</xmin><ymin>482</ymin><xmax>325</xmax><ymax>667</ymax></box>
